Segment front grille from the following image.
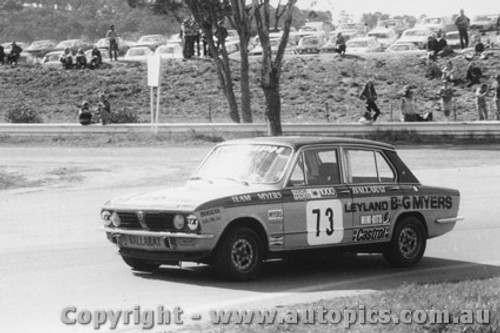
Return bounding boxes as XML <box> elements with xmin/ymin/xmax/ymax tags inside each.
<box><xmin>145</xmin><ymin>212</ymin><xmax>174</xmax><ymax>231</ymax></box>
<box><xmin>117</xmin><ymin>212</ymin><xmax>141</xmax><ymax>229</ymax></box>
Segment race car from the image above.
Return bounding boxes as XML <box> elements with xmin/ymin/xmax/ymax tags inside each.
<box><xmin>101</xmin><ymin>137</ymin><xmax>462</xmax><ymax>281</ymax></box>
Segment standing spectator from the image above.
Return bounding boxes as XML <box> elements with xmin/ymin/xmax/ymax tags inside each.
<box><xmin>494</xmin><ymin>73</ymin><xmax>500</xmax><ymax>120</ymax></box>
<box><xmin>437</xmin><ymin>80</ymin><xmax>454</xmax><ymax>121</ymax></box>
<box><xmin>192</xmin><ymin>20</ymin><xmax>201</xmax><ymax>57</ymax></box>
<box><xmin>0</xmin><ymin>44</ymin><xmax>4</xmax><ymax>65</ymax></box>
<box><xmin>97</xmin><ymin>93</ymin><xmax>111</xmax><ymax>125</ymax></box>
<box><xmin>359</xmin><ymin>81</ymin><xmax>381</xmax><ymax>122</ymax></box>
<box><xmin>181</xmin><ymin>16</ymin><xmax>196</xmax><ymax>59</ymax></box>
<box><xmin>106</xmin><ymin>24</ymin><xmax>119</xmax><ymax>61</ymax></box>
<box><xmin>335</xmin><ymin>32</ymin><xmax>346</xmax><ymax>56</ymax></box>
<box><xmin>441</xmin><ymin>61</ymin><xmax>456</xmax><ymax>83</ymax></box>
<box><xmin>60</xmin><ymin>48</ymin><xmax>73</xmax><ymax>69</ymax></box>
<box><xmin>465</xmin><ymin>61</ymin><xmax>482</xmax><ymax>87</ymax></box>
<box><xmin>454</xmin><ymin>9</ymin><xmax>470</xmax><ymax>49</ymax></box>
<box><xmin>78</xmin><ymin>101</ymin><xmax>92</xmax><ymax>126</ymax></box>
<box><xmin>215</xmin><ymin>19</ymin><xmax>228</xmax><ymax>51</ymax></box>
<box><xmin>400</xmin><ymin>85</ymin><xmax>433</xmax><ymax>122</ymax></box>
<box><xmin>475</xmin><ymin>83</ymin><xmax>489</xmax><ymax>120</ymax></box>
<box><xmin>89</xmin><ymin>46</ymin><xmax>102</xmax><ymax>69</ymax></box>
<box><xmin>75</xmin><ymin>48</ymin><xmax>87</xmax><ymax>69</ymax></box>
<box><xmin>7</xmin><ymin>41</ymin><xmax>22</xmax><ymax>66</ymax></box>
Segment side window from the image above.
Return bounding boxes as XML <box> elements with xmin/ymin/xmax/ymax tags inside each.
<box><xmin>345</xmin><ymin>149</ymin><xmax>396</xmax><ymax>184</ymax></box>
<box><xmin>304</xmin><ymin>149</ymin><xmax>340</xmax><ymax>186</ymax></box>
<box><xmin>288</xmin><ymin>154</ymin><xmax>306</xmax><ymax>187</ymax></box>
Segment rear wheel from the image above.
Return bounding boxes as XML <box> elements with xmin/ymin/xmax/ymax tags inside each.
<box><xmin>121</xmin><ymin>256</ymin><xmax>160</xmax><ymax>272</ymax></box>
<box><xmin>384</xmin><ymin>217</ymin><xmax>426</xmax><ymax>267</ymax></box>
<box><xmin>213</xmin><ymin>227</ymin><xmax>263</xmax><ymax>281</ymax></box>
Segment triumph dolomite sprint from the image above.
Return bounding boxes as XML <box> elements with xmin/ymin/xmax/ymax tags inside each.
<box><xmin>101</xmin><ymin>137</ymin><xmax>463</xmax><ymax>281</ymax></box>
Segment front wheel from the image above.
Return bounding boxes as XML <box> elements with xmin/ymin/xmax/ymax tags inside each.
<box><xmin>212</xmin><ymin>227</ymin><xmax>264</xmax><ymax>281</ymax></box>
<box><xmin>383</xmin><ymin>217</ymin><xmax>426</xmax><ymax>267</ymax></box>
<box><xmin>121</xmin><ymin>256</ymin><xmax>160</xmax><ymax>272</ymax></box>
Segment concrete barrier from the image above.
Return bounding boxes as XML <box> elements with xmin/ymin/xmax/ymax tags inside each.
<box><xmin>0</xmin><ymin>122</ymin><xmax>499</xmax><ymax>139</ymax></box>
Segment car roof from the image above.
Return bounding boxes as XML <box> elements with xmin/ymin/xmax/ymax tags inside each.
<box><xmin>220</xmin><ymin>136</ymin><xmax>395</xmax><ymax>150</ymax></box>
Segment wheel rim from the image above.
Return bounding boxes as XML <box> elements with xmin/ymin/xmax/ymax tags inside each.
<box><xmin>231</xmin><ymin>238</ymin><xmax>255</xmax><ymax>272</ymax></box>
<box><xmin>398</xmin><ymin>226</ymin><xmax>419</xmax><ymax>259</ymax></box>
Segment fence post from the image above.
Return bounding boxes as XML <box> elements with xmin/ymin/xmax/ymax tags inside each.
<box><xmin>454</xmin><ymin>101</ymin><xmax>457</xmax><ymax>121</ymax></box>
<box><xmin>390</xmin><ymin>102</ymin><xmax>393</xmax><ymax>122</ymax></box>
<box><xmin>325</xmin><ymin>103</ymin><xmax>329</xmax><ymax>122</ymax></box>
<box><xmin>208</xmin><ymin>102</ymin><xmax>212</xmax><ymax>123</ymax></box>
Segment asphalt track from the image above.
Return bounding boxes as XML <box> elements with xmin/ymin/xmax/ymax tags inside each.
<box><xmin>1</xmin><ymin>145</ymin><xmax>499</xmax><ymax>333</ymax></box>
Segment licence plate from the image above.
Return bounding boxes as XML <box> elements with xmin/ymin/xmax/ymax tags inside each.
<box><xmin>118</xmin><ymin>234</ymin><xmax>167</xmax><ymax>250</ymax></box>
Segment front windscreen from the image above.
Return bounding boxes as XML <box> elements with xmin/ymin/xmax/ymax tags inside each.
<box><xmin>192</xmin><ymin>144</ymin><xmax>293</xmax><ymax>184</ymax></box>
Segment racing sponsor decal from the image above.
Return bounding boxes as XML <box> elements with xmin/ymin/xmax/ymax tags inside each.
<box><xmin>360</xmin><ymin>212</ymin><xmax>391</xmax><ymax>225</ymax></box>
<box><xmin>199</xmin><ymin>207</ymin><xmax>222</xmax><ymax>224</ymax></box>
<box><xmin>291</xmin><ymin>188</ymin><xmax>336</xmax><ymax>201</ymax></box>
<box><xmin>306</xmin><ymin>200</ymin><xmax>344</xmax><ymax>245</ymax></box>
<box><xmin>351</xmin><ymin>186</ymin><xmax>386</xmax><ymax>195</ymax></box>
<box><xmin>267</xmin><ymin>209</ymin><xmax>284</xmax><ymax>222</ymax></box>
<box><xmin>345</xmin><ymin>201</ymin><xmax>389</xmax><ymax>212</ymax></box>
<box><xmin>231</xmin><ymin>194</ymin><xmax>252</xmax><ymax>204</ymax></box>
<box><xmin>390</xmin><ymin>196</ymin><xmax>452</xmax><ymax>210</ymax></box>
<box><xmin>257</xmin><ymin>191</ymin><xmax>283</xmax><ymax>201</ymax></box>
<box><xmin>352</xmin><ymin>227</ymin><xmax>390</xmax><ymax>242</ymax></box>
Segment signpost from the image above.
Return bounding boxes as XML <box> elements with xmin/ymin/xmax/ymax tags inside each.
<box><xmin>147</xmin><ymin>54</ymin><xmax>162</xmax><ymax>134</ymax></box>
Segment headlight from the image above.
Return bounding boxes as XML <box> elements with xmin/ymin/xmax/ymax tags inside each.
<box><xmin>173</xmin><ymin>214</ymin><xmax>185</xmax><ymax>230</ymax></box>
<box><xmin>187</xmin><ymin>214</ymin><xmax>199</xmax><ymax>231</ymax></box>
<box><xmin>110</xmin><ymin>212</ymin><xmax>121</xmax><ymax>227</ymax></box>
<box><xmin>101</xmin><ymin>210</ymin><xmax>112</xmax><ymax>226</ymax></box>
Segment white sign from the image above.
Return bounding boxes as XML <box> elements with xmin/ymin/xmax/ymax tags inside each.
<box><xmin>147</xmin><ymin>54</ymin><xmax>162</xmax><ymax>87</ymax></box>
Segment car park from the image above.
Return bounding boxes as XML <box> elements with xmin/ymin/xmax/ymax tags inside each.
<box><xmin>395</xmin><ymin>28</ymin><xmax>435</xmax><ymax>49</ymax></box>
<box><xmin>416</xmin><ymin>16</ymin><xmax>450</xmax><ymax>34</ymax></box>
<box><xmin>470</xmin><ymin>14</ymin><xmax>499</xmax><ymax>32</ymax></box>
<box><xmin>94</xmin><ymin>37</ymin><xmax>131</xmax><ymax>56</ymax></box>
<box><xmin>135</xmin><ymin>34</ymin><xmax>168</xmax><ymax>51</ymax></box>
<box><xmin>53</xmin><ymin>39</ymin><xmax>92</xmax><ymax>55</ymax></box>
<box><xmin>155</xmin><ymin>43</ymin><xmax>183</xmax><ymax>60</ymax></box>
<box><xmin>319</xmin><ymin>34</ymin><xmax>339</xmax><ymax>53</ymax></box>
<box><xmin>123</xmin><ymin>46</ymin><xmax>154</xmax><ymax>63</ymax></box>
<box><xmin>346</xmin><ymin>36</ymin><xmax>383</xmax><ymax>54</ymax></box>
<box><xmin>41</xmin><ymin>51</ymin><xmax>64</xmax><ymax>67</ymax></box>
<box><xmin>295</xmin><ymin>35</ymin><xmax>326</xmax><ymax>54</ymax></box>
<box><xmin>367</xmin><ymin>27</ymin><xmax>398</xmax><ymax>49</ymax></box>
<box><xmin>100</xmin><ymin>136</ymin><xmax>462</xmax><ymax>281</ymax></box>
<box><xmin>24</xmin><ymin>39</ymin><xmax>56</xmax><ymax>58</ymax></box>
<box><xmin>336</xmin><ymin>23</ymin><xmax>366</xmax><ymax>37</ymax></box>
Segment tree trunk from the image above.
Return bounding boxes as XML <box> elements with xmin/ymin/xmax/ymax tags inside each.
<box><xmin>262</xmin><ymin>68</ymin><xmax>282</xmax><ymax>136</ymax></box>
<box><xmin>239</xmin><ymin>41</ymin><xmax>252</xmax><ymax>123</ymax></box>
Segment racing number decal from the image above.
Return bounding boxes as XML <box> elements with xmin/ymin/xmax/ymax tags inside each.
<box><xmin>306</xmin><ymin>200</ymin><xmax>344</xmax><ymax>245</ymax></box>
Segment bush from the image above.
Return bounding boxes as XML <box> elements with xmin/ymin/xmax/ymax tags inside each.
<box><xmin>5</xmin><ymin>104</ymin><xmax>42</xmax><ymax>123</ymax></box>
<box><xmin>111</xmin><ymin>108</ymin><xmax>138</xmax><ymax>124</ymax></box>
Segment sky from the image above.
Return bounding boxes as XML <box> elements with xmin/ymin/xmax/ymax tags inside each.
<box><xmin>296</xmin><ymin>0</ymin><xmax>499</xmax><ymax>21</ymax></box>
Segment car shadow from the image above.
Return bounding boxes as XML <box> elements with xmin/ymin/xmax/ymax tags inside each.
<box><xmin>132</xmin><ymin>255</ymin><xmax>500</xmax><ymax>294</ymax></box>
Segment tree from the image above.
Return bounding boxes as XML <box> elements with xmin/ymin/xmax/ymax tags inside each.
<box><xmin>361</xmin><ymin>12</ymin><xmax>390</xmax><ymax>30</ymax></box>
<box><xmin>252</xmin><ymin>0</ymin><xmax>296</xmax><ymax>136</ymax></box>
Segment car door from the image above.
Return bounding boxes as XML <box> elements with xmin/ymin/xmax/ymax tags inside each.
<box><xmin>282</xmin><ymin>146</ymin><xmax>353</xmax><ymax>250</ymax></box>
<box><xmin>342</xmin><ymin>147</ymin><xmax>402</xmax><ymax>244</ymax></box>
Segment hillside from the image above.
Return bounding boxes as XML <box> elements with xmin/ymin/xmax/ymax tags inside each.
<box><xmin>1</xmin><ymin>52</ymin><xmax>499</xmax><ymax>124</ymax></box>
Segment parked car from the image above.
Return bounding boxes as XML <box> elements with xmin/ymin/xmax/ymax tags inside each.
<box><xmin>100</xmin><ymin>136</ymin><xmax>462</xmax><ymax>281</ymax></box>
<box><xmin>337</xmin><ymin>23</ymin><xmax>366</xmax><ymax>36</ymax></box>
<box><xmin>53</xmin><ymin>39</ymin><xmax>92</xmax><ymax>55</ymax></box>
<box><xmin>295</xmin><ymin>35</ymin><xmax>326</xmax><ymax>54</ymax></box>
<box><xmin>248</xmin><ymin>38</ymin><xmax>296</xmax><ymax>56</ymax></box>
<box><xmin>395</xmin><ymin>28</ymin><xmax>434</xmax><ymax>49</ymax></box>
<box><xmin>24</xmin><ymin>40</ymin><xmax>56</xmax><ymax>58</ymax></box>
<box><xmin>346</xmin><ymin>36</ymin><xmax>383</xmax><ymax>54</ymax></box>
<box><xmin>416</xmin><ymin>17</ymin><xmax>450</xmax><ymax>34</ymax></box>
<box><xmin>470</xmin><ymin>14</ymin><xmax>499</xmax><ymax>32</ymax></box>
<box><xmin>155</xmin><ymin>43</ymin><xmax>183</xmax><ymax>60</ymax></box>
<box><xmin>367</xmin><ymin>27</ymin><xmax>398</xmax><ymax>49</ymax></box>
<box><xmin>134</xmin><ymin>35</ymin><xmax>168</xmax><ymax>51</ymax></box>
<box><xmin>94</xmin><ymin>37</ymin><xmax>131</xmax><ymax>56</ymax></box>
<box><xmin>319</xmin><ymin>35</ymin><xmax>339</xmax><ymax>53</ymax></box>
<box><xmin>377</xmin><ymin>19</ymin><xmax>408</xmax><ymax>36</ymax></box>
<box><xmin>386</xmin><ymin>43</ymin><xmax>427</xmax><ymax>56</ymax></box>
<box><xmin>445</xmin><ymin>31</ymin><xmax>464</xmax><ymax>49</ymax></box>
<box><xmin>84</xmin><ymin>48</ymin><xmax>111</xmax><ymax>63</ymax></box>
<box><xmin>41</xmin><ymin>51</ymin><xmax>64</xmax><ymax>67</ymax></box>
<box><xmin>123</xmin><ymin>46</ymin><xmax>154</xmax><ymax>63</ymax></box>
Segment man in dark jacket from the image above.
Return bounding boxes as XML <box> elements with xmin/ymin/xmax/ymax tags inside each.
<box><xmin>455</xmin><ymin>9</ymin><xmax>470</xmax><ymax>49</ymax></box>
<box><xmin>8</xmin><ymin>41</ymin><xmax>22</xmax><ymax>66</ymax></box>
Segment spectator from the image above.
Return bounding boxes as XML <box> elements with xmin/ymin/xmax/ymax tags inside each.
<box><xmin>437</xmin><ymin>80</ymin><xmax>454</xmax><ymax>121</ymax></box>
<box><xmin>335</xmin><ymin>32</ymin><xmax>346</xmax><ymax>56</ymax></box>
<box><xmin>436</xmin><ymin>33</ymin><xmax>448</xmax><ymax>54</ymax></box>
<box><xmin>494</xmin><ymin>73</ymin><xmax>500</xmax><ymax>120</ymax></box>
<box><xmin>0</xmin><ymin>44</ymin><xmax>4</xmax><ymax>65</ymax></box>
<box><xmin>75</xmin><ymin>48</ymin><xmax>87</xmax><ymax>69</ymax></box>
<box><xmin>454</xmin><ymin>9</ymin><xmax>470</xmax><ymax>49</ymax></box>
<box><xmin>78</xmin><ymin>101</ymin><xmax>92</xmax><ymax>126</ymax></box>
<box><xmin>441</xmin><ymin>61</ymin><xmax>456</xmax><ymax>83</ymax></box>
<box><xmin>106</xmin><ymin>24</ymin><xmax>119</xmax><ymax>61</ymax></box>
<box><xmin>400</xmin><ymin>85</ymin><xmax>433</xmax><ymax>122</ymax></box>
<box><xmin>181</xmin><ymin>16</ymin><xmax>197</xmax><ymax>59</ymax></box>
<box><xmin>359</xmin><ymin>81</ymin><xmax>381</xmax><ymax>122</ymax></box>
<box><xmin>426</xmin><ymin>35</ymin><xmax>439</xmax><ymax>60</ymax></box>
<box><xmin>7</xmin><ymin>41</ymin><xmax>22</xmax><ymax>66</ymax></box>
<box><xmin>475</xmin><ymin>83</ymin><xmax>489</xmax><ymax>120</ymax></box>
<box><xmin>465</xmin><ymin>61</ymin><xmax>482</xmax><ymax>87</ymax></box>
<box><xmin>97</xmin><ymin>93</ymin><xmax>111</xmax><ymax>125</ymax></box>
<box><xmin>193</xmin><ymin>20</ymin><xmax>201</xmax><ymax>57</ymax></box>
<box><xmin>215</xmin><ymin>19</ymin><xmax>228</xmax><ymax>52</ymax></box>
<box><xmin>60</xmin><ymin>48</ymin><xmax>73</xmax><ymax>69</ymax></box>
<box><xmin>89</xmin><ymin>46</ymin><xmax>102</xmax><ymax>69</ymax></box>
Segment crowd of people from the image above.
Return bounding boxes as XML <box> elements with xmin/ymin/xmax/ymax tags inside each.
<box><xmin>78</xmin><ymin>93</ymin><xmax>112</xmax><ymax>126</ymax></box>
<box><xmin>0</xmin><ymin>41</ymin><xmax>23</xmax><ymax>66</ymax></box>
<box><xmin>180</xmin><ymin>16</ymin><xmax>228</xmax><ymax>60</ymax></box>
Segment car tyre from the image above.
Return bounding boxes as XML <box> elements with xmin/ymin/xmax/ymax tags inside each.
<box><xmin>121</xmin><ymin>256</ymin><xmax>160</xmax><ymax>272</ymax></box>
<box><xmin>383</xmin><ymin>217</ymin><xmax>426</xmax><ymax>267</ymax></box>
<box><xmin>213</xmin><ymin>227</ymin><xmax>263</xmax><ymax>281</ymax></box>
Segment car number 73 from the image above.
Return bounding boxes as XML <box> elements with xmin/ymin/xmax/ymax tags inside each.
<box><xmin>306</xmin><ymin>200</ymin><xmax>344</xmax><ymax>245</ymax></box>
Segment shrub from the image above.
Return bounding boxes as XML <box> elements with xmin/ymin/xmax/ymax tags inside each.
<box><xmin>111</xmin><ymin>108</ymin><xmax>138</xmax><ymax>123</ymax></box>
<box><xmin>5</xmin><ymin>104</ymin><xmax>42</xmax><ymax>123</ymax></box>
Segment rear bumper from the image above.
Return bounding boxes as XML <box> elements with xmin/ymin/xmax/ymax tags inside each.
<box><xmin>435</xmin><ymin>216</ymin><xmax>464</xmax><ymax>224</ymax></box>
